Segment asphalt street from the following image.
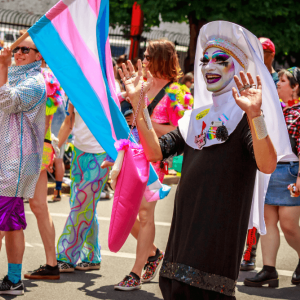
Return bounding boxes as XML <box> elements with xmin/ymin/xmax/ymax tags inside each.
<box><xmin>0</xmin><ymin>185</ymin><xmax>300</xmax><ymax>300</ymax></box>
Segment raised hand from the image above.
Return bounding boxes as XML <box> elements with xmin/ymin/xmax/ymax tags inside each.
<box><xmin>0</xmin><ymin>47</ymin><xmax>12</xmax><ymax>67</ymax></box>
<box><xmin>232</xmin><ymin>71</ymin><xmax>262</xmax><ymax>118</ymax></box>
<box><xmin>118</xmin><ymin>59</ymin><xmax>153</xmax><ymax>109</ymax></box>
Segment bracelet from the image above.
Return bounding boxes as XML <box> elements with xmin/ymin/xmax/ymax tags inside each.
<box><xmin>252</xmin><ymin>114</ymin><xmax>268</xmax><ymax>140</ymax></box>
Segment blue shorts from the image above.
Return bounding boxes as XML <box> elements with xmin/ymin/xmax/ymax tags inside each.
<box><xmin>265</xmin><ymin>162</ymin><xmax>300</xmax><ymax>206</ymax></box>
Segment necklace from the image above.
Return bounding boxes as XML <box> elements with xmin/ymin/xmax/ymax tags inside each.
<box><xmin>280</xmin><ymin>98</ymin><xmax>300</xmax><ymax>108</ymax></box>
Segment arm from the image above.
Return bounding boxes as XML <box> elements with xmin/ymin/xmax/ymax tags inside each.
<box><xmin>44</xmin><ymin>115</ymin><xmax>51</xmax><ymax>138</ymax></box>
<box><xmin>0</xmin><ymin>75</ymin><xmax>45</xmax><ymax>114</ymax></box>
<box><xmin>119</xmin><ymin>60</ymin><xmax>163</xmax><ymax>162</ymax></box>
<box><xmin>232</xmin><ymin>72</ymin><xmax>277</xmax><ymax>174</ymax></box>
<box><xmin>57</xmin><ymin>103</ymin><xmax>75</xmax><ymax>148</ymax></box>
<box><xmin>0</xmin><ymin>48</ymin><xmax>11</xmax><ymax>88</ymax></box>
<box><xmin>285</xmin><ymin>109</ymin><xmax>300</xmax><ymax>194</ymax></box>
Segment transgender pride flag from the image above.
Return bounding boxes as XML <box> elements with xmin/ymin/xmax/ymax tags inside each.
<box><xmin>28</xmin><ymin>0</ymin><xmax>170</xmax><ymax>200</ymax></box>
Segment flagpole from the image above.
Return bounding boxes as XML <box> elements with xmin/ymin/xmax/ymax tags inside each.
<box><xmin>10</xmin><ymin>32</ymin><xmax>30</xmax><ymax>51</ymax></box>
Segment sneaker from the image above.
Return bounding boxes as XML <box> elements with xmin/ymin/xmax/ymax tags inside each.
<box><xmin>142</xmin><ymin>249</ymin><xmax>164</xmax><ymax>283</ymax></box>
<box><xmin>57</xmin><ymin>260</ymin><xmax>74</xmax><ymax>273</ymax></box>
<box><xmin>75</xmin><ymin>262</ymin><xmax>101</xmax><ymax>271</ymax></box>
<box><xmin>52</xmin><ymin>189</ymin><xmax>61</xmax><ymax>202</ymax></box>
<box><xmin>0</xmin><ymin>276</ymin><xmax>24</xmax><ymax>295</ymax></box>
<box><xmin>114</xmin><ymin>273</ymin><xmax>141</xmax><ymax>291</ymax></box>
<box><xmin>24</xmin><ymin>264</ymin><xmax>60</xmax><ymax>280</ymax></box>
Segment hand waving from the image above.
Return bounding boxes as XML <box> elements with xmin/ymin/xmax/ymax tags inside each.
<box><xmin>0</xmin><ymin>47</ymin><xmax>12</xmax><ymax>67</ymax></box>
<box><xmin>232</xmin><ymin>72</ymin><xmax>262</xmax><ymax>118</ymax></box>
<box><xmin>118</xmin><ymin>59</ymin><xmax>153</xmax><ymax>109</ymax></box>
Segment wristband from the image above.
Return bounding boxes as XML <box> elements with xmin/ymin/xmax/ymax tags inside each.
<box><xmin>252</xmin><ymin>114</ymin><xmax>268</xmax><ymax>140</ymax></box>
<box><xmin>143</xmin><ymin>107</ymin><xmax>153</xmax><ymax>130</ymax></box>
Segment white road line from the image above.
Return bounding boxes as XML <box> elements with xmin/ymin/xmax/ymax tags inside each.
<box><xmin>24</xmin><ymin>211</ymin><xmax>171</xmax><ymax>227</ymax></box>
<box><xmin>2</xmin><ymin>241</ymin><xmax>294</xmax><ymax>275</ymax></box>
<box><xmin>3</xmin><ymin>240</ymin><xmax>136</xmax><ymax>259</ymax></box>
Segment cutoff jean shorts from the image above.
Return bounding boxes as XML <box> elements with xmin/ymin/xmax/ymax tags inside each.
<box><xmin>265</xmin><ymin>162</ymin><xmax>300</xmax><ymax>206</ymax></box>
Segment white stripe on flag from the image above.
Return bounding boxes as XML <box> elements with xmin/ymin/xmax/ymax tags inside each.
<box><xmin>67</xmin><ymin>0</ymin><xmax>100</xmax><ymax>64</ymax></box>
<box><xmin>62</xmin><ymin>0</ymin><xmax>76</xmax><ymax>6</ymax></box>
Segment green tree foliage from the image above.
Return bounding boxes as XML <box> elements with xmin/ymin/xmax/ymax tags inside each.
<box><xmin>110</xmin><ymin>0</ymin><xmax>300</xmax><ymax>69</ymax></box>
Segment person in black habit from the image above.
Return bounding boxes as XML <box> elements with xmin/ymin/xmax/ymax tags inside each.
<box><xmin>117</xmin><ymin>21</ymin><xmax>293</xmax><ymax>299</ymax></box>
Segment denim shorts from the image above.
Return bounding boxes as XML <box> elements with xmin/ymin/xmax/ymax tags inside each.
<box><xmin>265</xmin><ymin>162</ymin><xmax>300</xmax><ymax>206</ymax></box>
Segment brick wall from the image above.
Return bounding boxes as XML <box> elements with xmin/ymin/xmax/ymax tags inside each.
<box><xmin>0</xmin><ymin>0</ymin><xmax>58</xmax><ymax>15</ymax></box>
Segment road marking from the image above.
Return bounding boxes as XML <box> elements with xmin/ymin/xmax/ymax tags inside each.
<box><xmin>24</xmin><ymin>211</ymin><xmax>171</xmax><ymax>227</ymax></box>
<box><xmin>2</xmin><ymin>241</ymin><xmax>294</xmax><ymax>275</ymax></box>
<box><xmin>3</xmin><ymin>240</ymin><xmax>136</xmax><ymax>259</ymax></box>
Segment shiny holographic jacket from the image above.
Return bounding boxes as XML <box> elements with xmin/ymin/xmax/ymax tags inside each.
<box><xmin>0</xmin><ymin>61</ymin><xmax>46</xmax><ymax>198</ymax></box>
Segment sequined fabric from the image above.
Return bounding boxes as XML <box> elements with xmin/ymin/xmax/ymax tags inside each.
<box><xmin>160</xmin><ymin>260</ymin><xmax>236</xmax><ymax>297</ymax></box>
<box><xmin>0</xmin><ymin>61</ymin><xmax>46</xmax><ymax>198</ymax></box>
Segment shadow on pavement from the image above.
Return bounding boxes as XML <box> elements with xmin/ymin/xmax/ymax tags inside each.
<box><xmin>237</xmin><ymin>285</ymin><xmax>300</xmax><ymax>300</ymax></box>
<box><xmin>22</xmin><ymin>272</ymin><xmax>101</xmax><ymax>295</ymax></box>
<box><xmin>237</xmin><ymin>270</ymin><xmax>300</xmax><ymax>300</ymax></box>
<box><xmin>0</xmin><ymin>281</ymin><xmax>38</xmax><ymax>300</ymax></box>
<box><xmin>84</xmin><ymin>284</ymin><xmax>162</xmax><ymax>300</ymax></box>
<box><xmin>22</xmin><ymin>273</ymin><xmax>161</xmax><ymax>300</ymax></box>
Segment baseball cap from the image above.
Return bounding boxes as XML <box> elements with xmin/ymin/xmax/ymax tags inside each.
<box><xmin>259</xmin><ymin>37</ymin><xmax>275</xmax><ymax>54</ymax></box>
<box><xmin>121</xmin><ymin>101</ymin><xmax>133</xmax><ymax>117</ymax></box>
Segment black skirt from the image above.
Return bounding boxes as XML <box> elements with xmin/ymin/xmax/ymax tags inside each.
<box><xmin>159</xmin><ymin>115</ymin><xmax>257</xmax><ymax>299</ymax></box>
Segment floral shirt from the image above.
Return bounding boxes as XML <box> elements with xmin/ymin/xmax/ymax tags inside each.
<box><xmin>283</xmin><ymin>103</ymin><xmax>300</xmax><ymax>156</ymax></box>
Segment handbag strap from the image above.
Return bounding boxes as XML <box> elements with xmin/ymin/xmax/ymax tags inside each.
<box><xmin>127</xmin><ymin>82</ymin><xmax>144</xmax><ymax>141</ymax></box>
<box><xmin>147</xmin><ymin>82</ymin><xmax>172</xmax><ymax>116</ymax></box>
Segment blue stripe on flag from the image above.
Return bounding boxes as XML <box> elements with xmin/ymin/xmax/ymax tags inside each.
<box><xmin>28</xmin><ymin>16</ymin><xmax>118</xmax><ymax>159</ymax></box>
<box><xmin>96</xmin><ymin>0</ymin><xmax>159</xmax><ymax>186</ymax></box>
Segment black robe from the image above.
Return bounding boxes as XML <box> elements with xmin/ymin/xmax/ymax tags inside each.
<box><xmin>159</xmin><ymin>114</ymin><xmax>258</xmax><ymax>300</ymax></box>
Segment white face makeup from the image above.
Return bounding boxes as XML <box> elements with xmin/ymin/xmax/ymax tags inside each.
<box><xmin>201</xmin><ymin>47</ymin><xmax>235</xmax><ymax>93</ymax></box>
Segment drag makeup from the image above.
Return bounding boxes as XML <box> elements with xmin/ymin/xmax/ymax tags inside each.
<box><xmin>200</xmin><ymin>47</ymin><xmax>235</xmax><ymax>93</ymax></box>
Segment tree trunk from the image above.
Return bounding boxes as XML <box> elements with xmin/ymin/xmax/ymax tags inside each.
<box><xmin>184</xmin><ymin>14</ymin><xmax>206</xmax><ymax>73</ymax></box>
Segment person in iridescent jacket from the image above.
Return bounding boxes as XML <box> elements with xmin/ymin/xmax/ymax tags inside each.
<box><xmin>0</xmin><ymin>37</ymin><xmax>46</xmax><ymax>295</ymax></box>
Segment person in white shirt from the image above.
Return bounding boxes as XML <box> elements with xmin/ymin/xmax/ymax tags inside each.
<box><xmin>54</xmin><ymin>102</ymin><xmax>110</xmax><ymax>272</ymax></box>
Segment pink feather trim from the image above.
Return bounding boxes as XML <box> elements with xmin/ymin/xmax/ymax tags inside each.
<box><xmin>115</xmin><ymin>139</ymin><xmax>143</xmax><ymax>151</ymax></box>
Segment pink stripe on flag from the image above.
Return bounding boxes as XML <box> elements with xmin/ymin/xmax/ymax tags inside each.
<box><xmin>45</xmin><ymin>1</ymin><xmax>68</xmax><ymax>21</ymax></box>
<box><xmin>144</xmin><ymin>187</ymin><xmax>160</xmax><ymax>202</ymax></box>
<box><xmin>105</xmin><ymin>39</ymin><xmax>119</xmax><ymax>108</ymax></box>
<box><xmin>88</xmin><ymin>0</ymin><xmax>101</xmax><ymax>17</ymax></box>
<box><xmin>52</xmin><ymin>8</ymin><xmax>116</xmax><ymax>139</ymax></box>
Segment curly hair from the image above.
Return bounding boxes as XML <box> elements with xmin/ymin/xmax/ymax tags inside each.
<box><xmin>146</xmin><ymin>39</ymin><xmax>182</xmax><ymax>82</ymax></box>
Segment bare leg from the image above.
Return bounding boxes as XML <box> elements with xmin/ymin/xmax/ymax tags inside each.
<box><xmin>131</xmin><ymin>218</ymin><xmax>157</xmax><ymax>257</ymax></box>
<box><xmin>5</xmin><ymin>230</ymin><xmax>25</xmax><ymax>264</ymax></box>
<box><xmin>131</xmin><ymin>197</ymin><xmax>157</xmax><ymax>277</ymax></box>
<box><xmin>0</xmin><ymin>231</ymin><xmax>5</xmax><ymax>251</ymax></box>
<box><xmin>261</xmin><ymin>204</ymin><xmax>280</xmax><ymax>267</ymax></box>
<box><xmin>54</xmin><ymin>157</ymin><xmax>64</xmax><ymax>182</ymax></box>
<box><xmin>279</xmin><ymin>206</ymin><xmax>300</xmax><ymax>258</ymax></box>
<box><xmin>29</xmin><ymin>170</ymin><xmax>57</xmax><ymax>266</ymax></box>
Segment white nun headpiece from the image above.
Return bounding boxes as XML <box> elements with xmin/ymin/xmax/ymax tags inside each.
<box><xmin>179</xmin><ymin>20</ymin><xmax>293</xmax><ymax>234</ymax></box>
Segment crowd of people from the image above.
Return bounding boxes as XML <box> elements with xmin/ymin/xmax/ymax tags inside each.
<box><xmin>0</xmin><ymin>20</ymin><xmax>299</xmax><ymax>300</ymax></box>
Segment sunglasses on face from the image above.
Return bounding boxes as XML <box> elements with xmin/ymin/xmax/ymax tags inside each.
<box><xmin>12</xmin><ymin>46</ymin><xmax>39</xmax><ymax>54</ymax></box>
<box><xmin>144</xmin><ymin>54</ymin><xmax>151</xmax><ymax>62</ymax></box>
